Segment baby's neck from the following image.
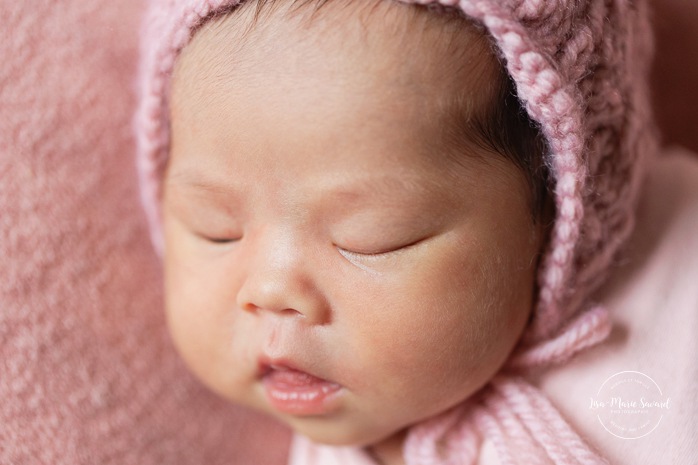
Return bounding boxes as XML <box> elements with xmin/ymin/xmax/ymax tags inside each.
<box><xmin>366</xmin><ymin>431</ymin><xmax>407</xmax><ymax>465</ymax></box>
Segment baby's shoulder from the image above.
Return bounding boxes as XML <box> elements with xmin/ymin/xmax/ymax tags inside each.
<box><xmin>538</xmin><ymin>147</ymin><xmax>698</xmax><ymax>465</ymax></box>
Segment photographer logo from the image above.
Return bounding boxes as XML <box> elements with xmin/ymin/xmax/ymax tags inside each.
<box><xmin>589</xmin><ymin>371</ymin><xmax>670</xmax><ymax>439</ymax></box>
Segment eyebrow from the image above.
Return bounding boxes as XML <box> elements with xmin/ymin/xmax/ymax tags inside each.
<box><xmin>324</xmin><ymin>174</ymin><xmax>443</xmax><ymax>205</ymax></box>
<box><xmin>165</xmin><ymin>166</ymin><xmax>453</xmax><ymax>210</ymax></box>
<box><xmin>165</xmin><ymin>168</ymin><xmax>243</xmax><ymax>197</ymax></box>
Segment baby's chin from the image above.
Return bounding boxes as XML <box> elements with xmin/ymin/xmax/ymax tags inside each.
<box><xmin>271</xmin><ymin>409</ymin><xmax>409</xmax><ymax>448</ymax></box>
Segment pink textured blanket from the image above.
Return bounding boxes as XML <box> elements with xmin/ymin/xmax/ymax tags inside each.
<box><xmin>0</xmin><ymin>1</ymin><xmax>289</xmax><ymax>463</ymax></box>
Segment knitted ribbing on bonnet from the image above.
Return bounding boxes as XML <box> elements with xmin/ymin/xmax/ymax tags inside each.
<box><xmin>135</xmin><ymin>0</ymin><xmax>658</xmax><ymax>463</ymax></box>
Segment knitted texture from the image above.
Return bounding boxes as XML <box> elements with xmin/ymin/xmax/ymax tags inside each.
<box><xmin>134</xmin><ymin>0</ymin><xmax>658</xmax><ymax>463</ymax></box>
<box><xmin>404</xmin><ymin>375</ymin><xmax>612</xmax><ymax>465</ymax></box>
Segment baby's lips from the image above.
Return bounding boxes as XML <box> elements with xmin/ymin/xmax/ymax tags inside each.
<box><xmin>260</xmin><ymin>362</ymin><xmax>343</xmax><ymax>416</ymax></box>
<box><xmin>265</xmin><ymin>365</ymin><xmax>340</xmax><ymax>388</ymax></box>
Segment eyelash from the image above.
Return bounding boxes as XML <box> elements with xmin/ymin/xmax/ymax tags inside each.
<box><xmin>336</xmin><ymin>238</ymin><xmax>424</xmax><ymax>259</ymax></box>
<box><xmin>199</xmin><ymin>234</ymin><xmax>242</xmax><ymax>244</ymax></box>
<box><xmin>196</xmin><ymin>232</ymin><xmax>426</xmax><ymax>257</ymax></box>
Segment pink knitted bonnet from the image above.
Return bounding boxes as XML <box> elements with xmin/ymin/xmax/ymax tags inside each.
<box><xmin>135</xmin><ymin>0</ymin><xmax>657</xmax><ymax>463</ymax></box>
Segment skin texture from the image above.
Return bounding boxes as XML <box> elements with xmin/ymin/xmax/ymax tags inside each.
<box><xmin>163</xmin><ymin>2</ymin><xmax>544</xmax><ymax>463</ymax></box>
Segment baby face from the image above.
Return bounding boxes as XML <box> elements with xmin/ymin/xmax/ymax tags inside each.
<box><xmin>164</xmin><ymin>1</ymin><xmax>543</xmax><ymax>450</ymax></box>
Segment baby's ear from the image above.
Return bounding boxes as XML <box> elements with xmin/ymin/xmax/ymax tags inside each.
<box><xmin>0</xmin><ymin>1</ymin><xmax>290</xmax><ymax>464</ymax></box>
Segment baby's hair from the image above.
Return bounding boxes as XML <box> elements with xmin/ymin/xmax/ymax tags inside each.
<box><xmin>187</xmin><ymin>0</ymin><xmax>549</xmax><ymax>220</ymax></box>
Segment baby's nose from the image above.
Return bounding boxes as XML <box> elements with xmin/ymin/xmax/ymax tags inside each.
<box><xmin>235</xmin><ymin>237</ymin><xmax>329</xmax><ymax>325</ymax></box>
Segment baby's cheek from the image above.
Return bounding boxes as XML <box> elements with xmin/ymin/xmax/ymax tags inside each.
<box><xmin>164</xmin><ymin>260</ymin><xmax>211</xmax><ymax>369</ymax></box>
<box><xmin>401</xmin><ymin>245</ymin><xmax>530</xmax><ymax>376</ymax></box>
<box><xmin>163</xmin><ymin>238</ymin><xmax>229</xmax><ymax>383</ymax></box>
<box><xmin>344</xmin><ymin>273</ymin><xmax>484</xmax><ymax>393</ymax></box>
<box><xmin>452</xmin><ymin>256</ymin><xmax>535</xmax><ymax>373</ymax></box>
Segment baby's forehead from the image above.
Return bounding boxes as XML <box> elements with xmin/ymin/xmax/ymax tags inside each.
<box><xmin>173</xmin><ymin>0</ymin><xmax>500</xmax><ymax>112</ymax></box>
<box><xmin>192</xmin><ymin>1</ymin><xmax>484</xmax><ymax>50</ymax></box>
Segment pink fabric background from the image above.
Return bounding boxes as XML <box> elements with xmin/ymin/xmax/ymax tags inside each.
<box><xmin>0</xmin><ymin>0</ymin><xmax>694</xmax><ymax>463</ymax></box>
<box><xmin>651</xmin><ymin>1</ymin><xmax>698</xmax><ymax>153</ymax></box>
<box><xmin>0</xmin><ymin>1</ymin><xmax>289</xmax><ymax>463</ymax></box>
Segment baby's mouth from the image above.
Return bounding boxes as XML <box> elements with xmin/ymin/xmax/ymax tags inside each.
<box><xmin>260</xmin><ymin>362</ymin><xmax>342</xmax><ymax>416</ymax></box>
